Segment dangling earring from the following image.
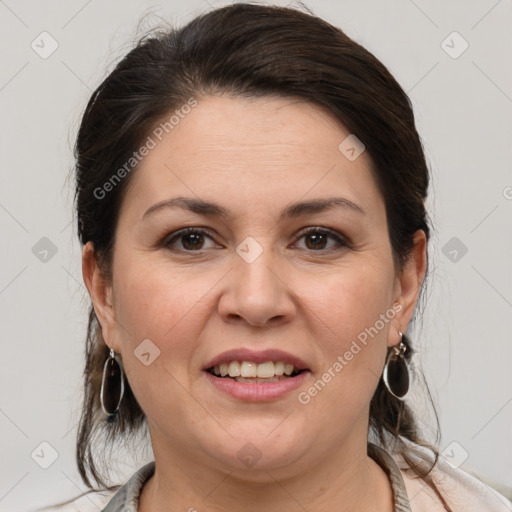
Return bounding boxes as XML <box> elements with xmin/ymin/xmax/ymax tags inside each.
<box><xmin>100</xmin><ymin>347</ymin><xmax>124</xmax><ymax>418</ymax></box>
<box><xmin>383</xmin><ymin>332</ymin><xmax>411</xmax><ymax>400</ymax></box>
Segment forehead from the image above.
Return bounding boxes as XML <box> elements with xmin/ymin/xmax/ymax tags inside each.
<box><xmin>120</xmin><ymin>95</ymin><xmax>382</xmax><ymax>220</ymax></box>
<box><xmin>151</xmin><ymin>95</ymin><xmax>357</xmax><ymax>165</ymax></box>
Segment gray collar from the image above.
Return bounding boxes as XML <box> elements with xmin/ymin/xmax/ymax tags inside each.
<box><xmin>368</xmin><ymin>443</ymin><xmax>412</xmax><ymax>512</ymax></box>
<box><xmin>102</xmin><ymin>443</ymin><xmax>411</xmax><ymax>511</ymax></box>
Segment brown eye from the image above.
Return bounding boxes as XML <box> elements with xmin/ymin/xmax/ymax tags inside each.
<box><xmin>166</xmin><ymin>228</ymin><xmax>217</xmax><ymax>252</ymax></box>
<box><xmin>295</xmin><ymin>228</ymin><xmax>347</xmax><ymax>252</ymax></box>
<box><xmin>181</xmin><ymin>232</ymin><xmax>205</xmax><ymax>250</ymax></box>
<box><xmin>304</xmin><ymin>232</ymin><xmax>328</xmax><ymax>250</ymax></box>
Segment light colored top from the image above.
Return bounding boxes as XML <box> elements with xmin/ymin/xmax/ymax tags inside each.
<box><xmin>62</xmin><ymin>442</ymin><xmax>512</xmax><ymax>511</ymax></box>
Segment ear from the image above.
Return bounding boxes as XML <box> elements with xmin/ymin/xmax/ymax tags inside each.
<box><xmin>388</xmin><ymin>230</ymin><xmax>427</xmax><ymax>347</ymax></box>
<box><xmin>82</xmin><ymin>241</ymin><xmax>120</xmax><ymax>351</ymax></box>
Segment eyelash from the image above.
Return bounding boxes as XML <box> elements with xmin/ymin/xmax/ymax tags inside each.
<box><xmin>163</xmin><ymin>226</ymin><xmax>349</xmax><ymax>254</ymax></box>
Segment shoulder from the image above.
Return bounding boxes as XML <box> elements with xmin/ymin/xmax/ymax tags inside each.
<box><xmin>391</xmin><ymin>441</ymin><xmax>512</xmax><ymax>512</ymax></box>
<box><xmin>100</xmin><ymin>461</ymin><xmax>155</xmax><ymax>512</ymax></box>
<box><xmin>46</xmin><ymin>462</ymin><xmax>155</xmax><ymax>512</ymax></box>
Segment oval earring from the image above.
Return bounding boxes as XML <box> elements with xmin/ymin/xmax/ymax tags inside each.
<box><xmin>100</xmin><ymin>347</ymin><xmax>125</xmax><ymax>419</ymax></box>
<box><xmin>382</xmin><ymin>332</ymin><xmax>411</xmax><ymax>400</ymax></box>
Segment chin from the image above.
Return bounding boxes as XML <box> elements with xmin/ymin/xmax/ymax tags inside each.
<box><xmin>200</xmin><ymin>421</ymin><xmax>309</xmax><ymax>475</ymax></box>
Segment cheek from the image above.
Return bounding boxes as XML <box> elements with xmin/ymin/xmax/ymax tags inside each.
<box><xmin>110</xmin><ymin>257</ymin><xmax>217</xmax><ymax>420</ymax></box>
<box><xmin>111</xmin><ymin>255</ymin><xmax>222</xmax><ymax>386</ymax></box>
<box><xmin>303</xmin><ymin>261</ymin><xmax>395</xmax><ymax>349</ymax></box>
<box><xmin>297</xmin><ymin>262</ymin><xmax>394</xmax><ymax>410</ymax></box>
<box><xmin>113</xmin><ymin>257</ymin><xmax>212</xmax><ymax>338</ymax></box>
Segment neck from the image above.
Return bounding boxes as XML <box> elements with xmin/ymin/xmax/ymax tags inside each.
<box><xmin>138</xmin><ymin>432</ymin><xmax>393</xmax><ymax>512</ymax></box>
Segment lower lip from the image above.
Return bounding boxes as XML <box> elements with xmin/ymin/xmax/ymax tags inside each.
<box><xmin>203</xmin><ymin>370</ymin><xmax>310</xmax><ymax>401</ymax></box>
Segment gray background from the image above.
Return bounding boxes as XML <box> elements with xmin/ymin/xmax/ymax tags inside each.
<box><xmin>0</xmin><ymin>0</ymin><xmax>511</xmax><ymax>510</ymax></box>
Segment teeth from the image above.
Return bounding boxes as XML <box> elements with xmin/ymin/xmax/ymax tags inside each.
<box><xmin>274</xmin><ymin>361</ymin><xmax>285</xmax><ymax>376</ymax></box>
<box><xmin>235</xmin><ymin>376</ymin><xmax>282</xmax><ymax>383</ymax></box>
<box><xmin>219</xmin><ymin>363</ymin><xmax>229</xmax><ymax>377</ymax></box>
<box><xmin>211</xmin><ymin>360</ymin><xmax>299</xmax><ymax>379</ymax></box>
<box><xmin>241</xmin><ymin>361</ymin><xmax>257</xmax><ymax>378</ymax></box>
<box><xmin>284</xmin><ymin>363</ymin><xmax>294</xmax><ymax>376</ymax></box>
<box><xmin>256</xmin><ymin>361</ymin><xmax>275</xmax><ymax>378</ymax></box>
<box><xmin>228</xmin><ymin>361</ymin><xmax>241</xmax><ymax>377</ymax></box>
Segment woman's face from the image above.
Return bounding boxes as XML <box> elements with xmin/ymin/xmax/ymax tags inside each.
<box><xmin>86</xmin><ymin>95</ymin><xmax>423</xmax><ymax>477</ymax></box>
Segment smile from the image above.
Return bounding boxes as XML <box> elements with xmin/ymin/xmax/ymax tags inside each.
<box><xmin>207</xmin><ymin>360</ymin><xmax>302</xmax><ymax>382</ymax></box>
<box><xmin>202</xmin><ymin>348</ymin><xmax>310</xmax><ymax>401</ymax></box>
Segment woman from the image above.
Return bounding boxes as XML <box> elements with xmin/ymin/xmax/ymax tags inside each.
<box><xmin>73</xmin><ymin>3</ymin><xmax>511</xmax><ymax>511</ymax></box>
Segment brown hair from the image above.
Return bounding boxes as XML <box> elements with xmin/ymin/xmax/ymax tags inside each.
<box><xmin>72</xmin><ymin>1</ymin><xmax>445</xmax><ymax>503</ymax></box>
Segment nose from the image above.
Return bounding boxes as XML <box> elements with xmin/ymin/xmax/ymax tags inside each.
<box><xmin>217</xmin><ymin>247</ymin><xmax>296</xmax><ymax>327</ymax></box>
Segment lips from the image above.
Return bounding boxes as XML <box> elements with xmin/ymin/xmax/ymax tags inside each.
<box><xmin>204</xmin><ymin>366</ymin><xmax>309</xmax><ymax>401</ymax></box>
<box><xmin>202</xmin><ymin>348</ymin><xmax>311</xmax><ymax>400</ymax></box>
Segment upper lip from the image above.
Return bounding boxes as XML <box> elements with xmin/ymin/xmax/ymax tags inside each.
<box><xmin>203</xmin><ymin>348</ymin><xmax>309</xmax><ymax>371</ymax></box>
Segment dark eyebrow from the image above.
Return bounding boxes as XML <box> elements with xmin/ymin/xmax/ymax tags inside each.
<box><xmin>281</xmin><ymin>197</ymin><xmax>365</xmax><ymax>218</ymax></box>
<box><xmin>142</xmin><ymin>196</ymin><xmax>365</xmax><ymax>221</ymax></box>
<box><xmin>143</xmin><ymin>197</ymin><xmax>230</xmax><ymax>220</ymax></box>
